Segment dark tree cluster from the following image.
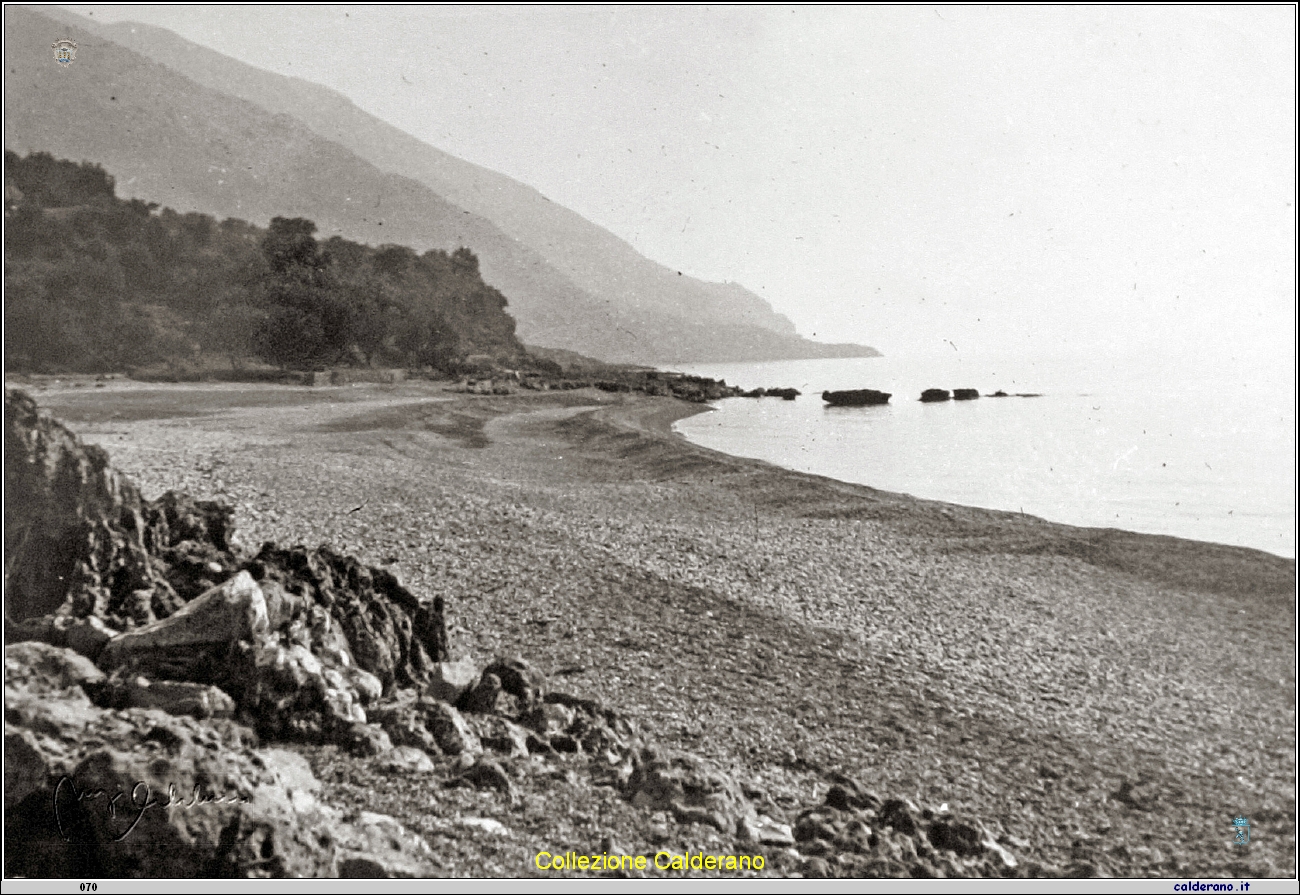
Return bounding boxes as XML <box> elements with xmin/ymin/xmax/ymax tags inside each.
<box><xmin>3</xmin><ymin>150</ymin><xmax>526</xmax><ymax>374</ymax></box>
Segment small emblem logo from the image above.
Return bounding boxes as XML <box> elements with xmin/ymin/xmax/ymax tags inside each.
<box><xmin>52</xmin><ymin>38</ymin><xmax>78</xmax><ymax>67</ymax></box>
<box><xmin>1232</xmin><ymin>815</ymin><xmax>1250</xmax><ymax>845</ymax></box>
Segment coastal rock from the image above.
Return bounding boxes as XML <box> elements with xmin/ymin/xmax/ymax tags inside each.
<box><xmin>953</xmin><ymin>388</ymin><xmax>980</xmax><ymax>400</ymax></box>
<box><xmin>766</xmin><ymin>387</ymin><xmax>801</xmax><ymax>400</ymax></box>
<box><xmin>4</xmin><ymin>388</ymin><xmax>178</xmax><ymax>625</ymax></box>
<box><xmin>780</xmin><ymin>779</ymin><xmax>1033</xmax><ymax>879</ymax></box>
<box><xmin>739</xmin><ymin>814</ymin><xmax>797</xmax><ymax>846</ymax></box>
<box><xmin>5</xmin><ymin>729</ymin><xmax>47</xmax><ymax>810</ymax></box>
<box><xmin>248</xmin><ymin>543</ymin><xmax>448</xmax><ymax>694</ymax></box>
<box><xmin>4</xmin><ymin>614</ymin><xmax>121</xmax><ymax>662</ymax></box>
<box><xmin>421</xmin><ymin>700</ymin><xmax>482</xmax><ymax>756</ymax></box>
<box><xmin>379</xmin><ymin>745</ymin><xmax>436</xmax><ymax>774</ymax></box>
<box><xmin>879</xmin><ymin>798</ymin><xmax>922</xmax><ymax>836</ymax></box>
<box><xmin>920</xmin><ymin>389</ymin><xmax>951</xmax><ymax>402</ymax></box>
<box><xmin>469</xmin><ymin>714</ymin><xmax>532</xmax><ymax>757</ymax></box>
<box><xmin>4</xmin><ymin>640</ymin><xmax>106</xmax><ymax>695</ymax></box>
<box><xmin>822</xmin><ymin>389</ymin><xmax>891</xmax><ymax>407</ymax></box>
<box><xmin>343</xmin><ymin>722</ymin><xmax>394</xmax><ymax>757</ymax></box>
<box><xmin>6</xmin><ymin>391</ymin><xmax>448</xmax><ymax>746</ymax></box>
<box><xmin>4</xmin><ymin>642</ymin><xmax>436</xmax><ymax>878</ymax></box>
<box><xmin>625</xmin><ymin>748</ymin><xmax>754</xmax><ymax>833</ymax></box>
<box><xmin>459</xmin><ymin>656</ymin><xmax>544</xmax><ymax>717</ymax></box>
<box><xmin>823</xmin><ymin>775</ymin><xmax>883</xmax><ymax>812</ymax></box>
<box><xmin>370</xmin><ymin>700</ymin><xmax>442</xmax><ymax>754</ymax></box>
<box><xmin>96</xmin><ymin>672</ymin><xmax>237</xmax><ymax>720</ymax></box>
<box><xmin>425</xmin><ymin>656</ymin><xmax>480</xmax><ymax>704</ymax></box>
<box><xmin>458</xmin><ymin>671</ymin><xmax>505</xmax><ymax>715</ymax></box>
<box><xmin>99</xmin><ymin>571</ymin><xmax>269</xmax><ymax>675</ymax></box>
<box><xmin>455</xmin><ymin>758</ymin><xmax>517</xmax><ymax>800</ymax></box>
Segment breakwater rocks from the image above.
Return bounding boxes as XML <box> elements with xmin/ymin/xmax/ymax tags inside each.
<box><xmin>3</xmin><ymin>388</ymin><xmax>1048</xmax><ymax>878</ymax></box>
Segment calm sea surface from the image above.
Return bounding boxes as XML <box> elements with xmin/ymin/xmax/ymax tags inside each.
<box><xmin>669</xmin><ymin>350</ymin><xmax>1296</xmax><ymax>558</ymax></box>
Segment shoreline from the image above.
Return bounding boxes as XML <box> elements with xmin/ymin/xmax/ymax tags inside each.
<box><xmin>12</xmin><ymin>379</ymin><xmax>1297</xmax><ymax>876</ymax></box>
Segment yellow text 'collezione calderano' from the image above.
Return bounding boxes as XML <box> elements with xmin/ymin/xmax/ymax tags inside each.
<box><xmin>536</xmin><ymin>850</ymin><xmax>766</xmax><ymax>873</ymax></box>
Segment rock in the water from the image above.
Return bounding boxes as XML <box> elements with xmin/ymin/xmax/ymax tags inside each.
<box><xmin>822</xmin><ymin>389</ymin><xmax>891</xmax><ymax>407</ymax></box>
<box><xmin>953</xmin><ymin>388</ymin><xmax>980</xmax><ymax>400</ymax></box>
<box><xmin>920</xmin><ymin>388</ymin><xmax>951</xmax><ymax>403</ymax></box>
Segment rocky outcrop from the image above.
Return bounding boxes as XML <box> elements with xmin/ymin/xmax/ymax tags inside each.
<box><xmin>5</xmin><ymin>388</ymin><xmax>176</xmax><ymax>624</ymax></box>
<box><xmin>740</xmin><ymin>386</ymin><xmax>800</xmax><ymax>400</ymax></box>
<box><xmin>953</xmin><ymin>389</ymin><xmax>979</xmax><ymax>401</ymax></box>
<box><xmin>4</xmin><ymin>389</ymin><xmax>447</xmax><ymax>747</ymax></box>
<box><xmin>822</xmin><ymin>389</ymin><xmax>891</xmax><ymax>407</ymax></box>
<box><xmin>920</xmin><ymin>389</ymin><xmax>951</xmax><ymax>403</ymax></box>
<box><xmin>4</xmin><ymin>642</ymin><xmax>437</xmax><ymax>878</ymax></box>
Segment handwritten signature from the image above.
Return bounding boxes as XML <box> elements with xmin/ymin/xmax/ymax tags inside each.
<box><xmin>54</xmin><ymin>776</ymin><xmax>250</xmax><ymax>842</ymax></box>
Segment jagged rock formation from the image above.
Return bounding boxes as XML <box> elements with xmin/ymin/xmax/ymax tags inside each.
<box><xmin>4</xmin><ymin>641</ymin><xmax>436</xmax><ymax>878</ymax></box>
<box><xmin>4</xmin><ymin>388</ymin><xmax>448</xmax><ymax>746</ymax></box>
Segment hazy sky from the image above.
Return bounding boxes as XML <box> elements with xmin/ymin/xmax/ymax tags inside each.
<box><xmin>68</xmin><ymin>5</ymin><xmax>1296</xmax><ymax>364</ymax></box>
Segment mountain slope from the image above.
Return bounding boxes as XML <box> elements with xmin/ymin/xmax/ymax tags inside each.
<box><xmin>5</xmin><ymin>6</ymin><xmax>879</xmax><ymax>363</ymax></box>
<box><xmin>93</xmin><ymin>17</ymin><xmax>809</xmax><ymax>337</ymax></box>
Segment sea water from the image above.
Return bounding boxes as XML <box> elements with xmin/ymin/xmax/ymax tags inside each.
<box><xmin>669</xmin><ymin>349</ymin><xmax>1296</xmax><ymax>558</ymax></box>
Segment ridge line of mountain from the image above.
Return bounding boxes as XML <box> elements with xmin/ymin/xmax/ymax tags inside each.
<box><xmin>7</xmin><ymin>5</ymin><xmax>880</xmax><ymax>364</ymax></box>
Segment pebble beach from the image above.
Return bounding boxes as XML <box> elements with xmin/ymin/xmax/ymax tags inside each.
<box><xmin>25</xmin><ymin>377</ymin><xmax>1296</xmax><ymax>878</ymax></box>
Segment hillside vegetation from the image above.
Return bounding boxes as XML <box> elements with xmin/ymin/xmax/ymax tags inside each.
<box><xmin>7</xmin><ymin>5</ymin><xmax>879</xmax><ymax>364</ymax></box>
<box><xmin>4</xmin><ymin>151</ymin><xmax>528</xmax><ymax>374</ymax></box>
